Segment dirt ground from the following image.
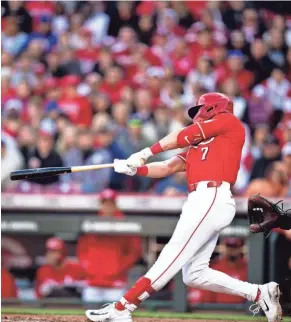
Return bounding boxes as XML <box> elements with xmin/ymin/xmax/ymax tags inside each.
<box><xmin>1</xmin><ymin>315</ymin><xmax>252</xmax><ymax>322</ymax></box>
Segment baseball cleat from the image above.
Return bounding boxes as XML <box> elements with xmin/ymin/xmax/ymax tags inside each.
<box><xmin>249</xmin><ymin>282</ymin><xmax>282</xmax><ymax>322</ymax></box>
<box><xmin>86</xmin><ymin>303</ymin><xmax>132</xmax><ymax>322</ymax></box>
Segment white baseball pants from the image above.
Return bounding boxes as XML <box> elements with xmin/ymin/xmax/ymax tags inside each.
<box><xmin>145</xmin><ymin>182</ymin><xmax>258</xmax><ymax>301</ymax></box>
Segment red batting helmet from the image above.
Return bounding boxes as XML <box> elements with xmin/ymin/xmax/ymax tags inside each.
<box><xmin>188</xmin><ymin>92</ymin><xmax>233</xmax><ymax>122</ymax></box>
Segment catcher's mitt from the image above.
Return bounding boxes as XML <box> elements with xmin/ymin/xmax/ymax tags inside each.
<box><xmin>248</xmin><ymin>195</ymin><xmax>291</xmax><ymax>237</ymax></box>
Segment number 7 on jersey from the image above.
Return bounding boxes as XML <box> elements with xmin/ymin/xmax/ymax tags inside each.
<box><xmin>201</xmin><ymin>147</ymin><xmax>209</xmax><ymax>160</ymax></box>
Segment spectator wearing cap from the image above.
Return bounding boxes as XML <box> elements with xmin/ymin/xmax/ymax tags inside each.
<box><xmin>25</xmin><ymin>15</ymin><xmax>57</xmax><ymax>52</ymax></box>
<box><xmin>25</xmin><ymin>119</ymin><xmax>63</xmax><ymax>186</ymax></box>
<box><xmin>245</xmin><ymin>39</ymin><xmax>276</xmax><ymax>85</ymax></box>
<box><xmin>77</xmin><ymin>189</ymin><xmax>142</xmax><ymax>302</ymax></box>
<box><xmin>250</xmin><ymin>135</ymin><xmax>281</xmax><ymax>181</ymax></box>
<box><xmin>217</xmin><ymin>50</ymin><xmax>254</xmax><ymax>94</ymax></box>
<box><xmin>245</xmin><ymin>161</ymin><xmax>288</xmax><ymax>197</ymax></box>
<box><xmin>35</xmin><ymin>237</ymin><xmax>86</xmax><ymax>298</ymax></box>
<box><xmin>61</xmin><ymin>128</ymin><xmax>112</xmax><ymax>193</ymax></box>
<box><xmin>144</xmin><ymin>66</ymin><xmax>165</xmax><ymax>108</ymax></box>
<box><xmin>1</xmin><ymin>16</ymin><xmax>28</xmax><ymax>56</ymax></box>
<box><xmin>57</xmin><ymin>75</ymin><xmax>92</xmax><ymax>127</ymax></box>
<box><xmin>1</xmin><ymin>133</ymin><xmax>24</xmax><ymax>189</ymax></box>
<box><xmin>136</xmin><ymin>5</ymin><xmax>156</xmax><ymax>45</ymax></box>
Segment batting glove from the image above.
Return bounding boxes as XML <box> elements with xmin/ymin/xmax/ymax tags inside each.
<box><xmin>114</xmin><ymin>159</ymin><xmax>137</xmax><ymax>176</ymax></box>
<box><xmin>126</xmin><ymin>148</ymin><xmax>153</xmax><ymax>167</ymax></box>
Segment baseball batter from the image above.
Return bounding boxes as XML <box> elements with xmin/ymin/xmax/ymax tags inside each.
<box><xmin>86</xmin><ymin>93</ymin><xmax>282</xmax><ymax>322</ymax></box>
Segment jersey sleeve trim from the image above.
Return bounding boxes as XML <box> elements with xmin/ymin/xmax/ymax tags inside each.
<box><xmin>197</xmin><ymin>122</ymin><xmax>206</xmax><ymax>139</ymax></box>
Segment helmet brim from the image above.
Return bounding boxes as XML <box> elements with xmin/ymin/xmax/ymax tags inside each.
<box><xmin>188</xmin><ymin>105</ymin><xmax>203</xmax><ymax>119</ymax></box>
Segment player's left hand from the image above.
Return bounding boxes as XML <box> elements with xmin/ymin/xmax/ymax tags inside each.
<box><xmin>126</xmin><ymin>148</ymin><xmax>153</xmax><ymax>167</ymax></box>
<box><xmin>114</xmin><ymin>159</ymin><xmax>137</xmax><ymax>176</ymax></box>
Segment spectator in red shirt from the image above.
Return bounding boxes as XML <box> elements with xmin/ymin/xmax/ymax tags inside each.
<box><xmin>58</xmin><ymin>75</ymin><xmax>92</xmax><ymax>127</ymax></box>
<box><xmin>36</xmin><ymin>237</ymin><xmax>86</xmax><ymax>298</ymax></box>
<box><xmin>1</xmin><ymin>267</ymin><xmax>18</xmax><ymax>299</ymax></box>
<box><xmin>77</xmin><ymin>189</ymin><xmax>142</xmax><ymax>302</ymax></box>
<box><xmin>169</xmin><ymin>39</ymin><xmax>193</xmax><ymax>80</ymax></box>
<box><xmin>217</xmin><ymin>50</ymin><xmax>254</xmax><ymax>95</ymax></box>
<box><xmin>100</xmin><ymin>66</ymin><xmax>129</xmax><ymax>104</ymax></box>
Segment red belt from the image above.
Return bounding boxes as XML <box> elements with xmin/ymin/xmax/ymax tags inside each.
<box><xmin>188</xmin><ymin>181</ymin><xmax>223</xmax><ymax>193</ymax></box>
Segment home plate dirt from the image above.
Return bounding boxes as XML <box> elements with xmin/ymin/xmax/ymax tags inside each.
<box><xmin>1</xmin><ymin>315</ymin><xmax>252</xmax><ymax>322</ymax></box>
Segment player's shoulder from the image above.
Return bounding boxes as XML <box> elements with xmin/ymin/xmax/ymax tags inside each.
<box><xmin>215</xmin><ymin>113</ymin><xmax>245</xmax><ymax>131</ymax></box>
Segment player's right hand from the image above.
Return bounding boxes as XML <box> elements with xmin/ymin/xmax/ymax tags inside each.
<box><xmin>126</xmin><ymin>148</ymin><xmax>153</xmax><ymax>167</ymax></box>
<box><xmin>114</xmin><ymin>159</ymin><xmax>137</xmax><ymax>176</ymax></box>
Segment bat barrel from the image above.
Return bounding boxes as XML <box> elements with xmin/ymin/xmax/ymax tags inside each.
<box><xmin>10</xmin><ymin>167</ymin><xmax>71</xmax><ymax>181</ymax></box>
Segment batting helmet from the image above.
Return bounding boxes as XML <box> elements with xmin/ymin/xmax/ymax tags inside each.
<box><xmin>188</xmin><ymin>92</ymin><xmax>233</xmax><ymax>122</ymax></box>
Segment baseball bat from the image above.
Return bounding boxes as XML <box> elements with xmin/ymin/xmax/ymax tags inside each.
<box><xmin>10</xmin><ymin>164</ymin><xmax>114</xmax><ymax>181</ymax></box>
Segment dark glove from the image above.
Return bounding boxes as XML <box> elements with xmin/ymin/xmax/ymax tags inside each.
<box><xmin>248</xmin><ymin>194</ymin><xmax>291</xmax><ymax>237</ymax></box>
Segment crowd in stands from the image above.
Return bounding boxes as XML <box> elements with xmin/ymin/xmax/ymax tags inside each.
<box><xmin>1</xmin><ymin>1</ymin><xmax>291</xmax><ymax>196</ymax></box>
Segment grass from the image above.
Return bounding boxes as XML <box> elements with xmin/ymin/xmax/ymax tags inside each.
<box><xmin>2</xmin><ymin>307</ymin><xmax>291</xmax><ymax>321</ymax></box>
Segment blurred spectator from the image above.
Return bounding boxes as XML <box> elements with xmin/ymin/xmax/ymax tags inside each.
<box><xmin>154</xmin><ymin>172</ymin><xmax>187</xmax><ymax>196</ymax></box>
<box><xmin>25</xmin><ymin>120</ymin><xmax>63</xmax><ymax>186</ymax></box>
<box><xmin>251</xmin><ymin>124</ymin><xmax>270</xmax><ymax>160</ymax></box>
<box><xmin>282</xmin><ymin>143</ymin><xmax>291</xmax><ymax>196</ymax></box>
<box><xmin>250</xmin><ymin>136</ymin><xmax>281</xmax><ymax>180</ymax></box>
<box><xmin>247</xmin><ymin>86</ymin><xmax>273</xmax><ymax>128</ymax></box>
<box><xmin>59</xmin><ymin>49</ymin><xmax>82</xmax><ymax>77</ymax></box>
<box><xmin>184</xmin><ymin>56</ymin><xmax>216</xmax><ymax>105</ymax></box>
<box><xmin>58</xmin><ymin>75</ymin><xmax>92</xmax><ymax>127</ymax></box>
<box><xmin>25</xmin><ymin>15</ymin><xmax>57</xmax><ymax>52</ymax></box>
<box><xmin>241</xmin><ymin>8</ymin><xmax>265</xmax><ymax>43</ymax></box>
<box><xmin>77</xmin><ymin>189</ymin><xmax>142</xmax><ymax>302</ymax></box>
<box><xmin>83</xmin><ymin>2</ymin><xmax>109</xmax><ymax>45</ymax></box>
<box><xmin>36</xmin><ymin>237</ymin><xmax>85</xmax><ymax>298</ymax></box>
<box><xmin>222</xmin><ymin>1</ymin><xmax>245</xmax><ymax>31</ymax></box>
<box><xmin>2</xmin><ymin>1</ymin><xmax>33</xmax><ymax>33</ymax></box>
<box><xmin>17</xmin><ymin>124</ymin><xmax>37</xmax><ymax>166</ymax></box>
<box><xmin>62</xmin><ymin>128</ymin><xmax>112</xmax><ymax>193</ymax></box>
<box><xmin>1</xmin><ymin>16</ymin><xmax>28</xmax><ymax>56</ymax></box>
<box><xmin>1</xmin><ymin>267</ymin><xmax>18</xmax><ymax>299</ymax></box>
<box><xmin>217</xmin><ymin>50</ymin><xmax>254</xmax><ymax>94</ymax></box>
<box><xmin>265</xmin><ymin>28</ymin><xmax>288</xmax><ymax>68</ymax></box>
<box><xmin>245</xmin><ymin>161</ymin><xmax>288</xmax><ymax>197</ymax></box>
<box><xmin>245</xmin><ymin>39</ymin><xmax>276</xmax><ymax>85</ymax></box>
<box><xmin>100</xmin><ymin>66</ymin><xmax>129</xmax><ymax>104</ymax></box>
<box><xmin>108</xmin><ymin>1</ymin><xmax>138</xmax><ymax>37</ymax></box>
<box><xmin>1</xmin><ymin>133</ymin><xmax>24</xmax><ymax>188</ymax></box>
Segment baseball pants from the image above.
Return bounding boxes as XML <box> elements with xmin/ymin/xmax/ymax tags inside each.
<box><xmin>145</xmin><ymin>181</ymin><xmax>258</xmax><ymax>301</ymax></box>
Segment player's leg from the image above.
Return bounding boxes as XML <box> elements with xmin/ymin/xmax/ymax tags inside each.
<box><xmin>182</xmin><ymin>201</ymin><xmax>282</xmax><ymax>322</ymax></box>
<box><xmin>182</xmin><ymin>233</ymin><xmax>258</xmax><ymax>301</ymax></box>
<box><xmin>86</xmin><ymin>186</ymin><xmax>229</xmax><ymax>321</ymax></box>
